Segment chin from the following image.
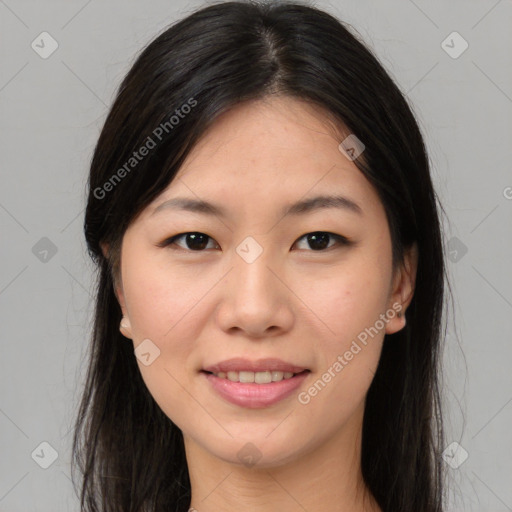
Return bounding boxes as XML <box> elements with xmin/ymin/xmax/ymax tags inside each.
<box><xmin>194</xmin><ymin>426</ymin><xmax>309</xmax><ymax>470</ymax></box>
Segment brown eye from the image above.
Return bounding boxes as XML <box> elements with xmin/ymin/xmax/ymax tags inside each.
<box><xmin>293</xmin><ymin>232</ymin><xmax>351</xmax><ymax>251</ymax></box>
<box><xmin>159</xmin><ymin>232</ymin><xmax>219</xmax><ymax>251</ymax></box>
<box><xmin>158</xmin><ymin>231</ymin><xmax>351</xmax><ymax>253</ymax></box>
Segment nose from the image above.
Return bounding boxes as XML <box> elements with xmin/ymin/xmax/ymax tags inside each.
<box><xmin>215</xmin><ymin>244</ymin><xmax>294</xmax><ymax>339</ymax></box>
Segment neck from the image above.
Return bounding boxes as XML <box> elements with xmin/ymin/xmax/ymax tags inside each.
<box><xmin>184</xmin><ymin>404</ymin><xmax>381</xmax><ymax>512</ymax></box>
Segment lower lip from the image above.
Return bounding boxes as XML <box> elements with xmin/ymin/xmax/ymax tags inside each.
<box><xmin>202</xmin><ymin>371</ymin><xmax>309</xmax><ymax>408</ymax></box>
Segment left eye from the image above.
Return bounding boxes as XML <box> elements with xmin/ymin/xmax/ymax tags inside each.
<box><xmin>158</xmin><ymin>232</ymin><xmax>219</xmax><ymax>251</ymax></box>
<box><xmin>293</xmin><ymin>231</ymin><xmax>350</xmax><ymax>251</ymax></box>
<box><xmin>158</xmin><ymin>231</ymin><xmax>351</xmax><ymax>252</ymax></box>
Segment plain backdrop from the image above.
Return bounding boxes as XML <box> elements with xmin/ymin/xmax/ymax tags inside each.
<box><xmin>1</xmin><ymin>0</ymin><xmax>511</xmax><ymax>510</ymax></box>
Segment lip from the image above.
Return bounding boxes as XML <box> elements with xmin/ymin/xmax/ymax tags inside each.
<box><xmin>202</xmin><ymin>357</ymin><xmax>308</xmax><ymax>374</ymax></box>
<box><xmin>202</xmin><ymin>373</ymin><xmax>310</xmax><ymax>409</ymax></box>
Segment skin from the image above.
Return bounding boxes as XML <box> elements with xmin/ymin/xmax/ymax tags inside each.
<box><xmin>102</xmin><ymin>95</ymin><xmax>417</xmax><ymax>512</ymax></box>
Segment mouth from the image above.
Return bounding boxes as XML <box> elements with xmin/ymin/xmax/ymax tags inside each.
<box><xmin>201</xmin><ymin>369</ymin><xmax>308</xmax><ymax>383</ymax></box>
<box><xmin>200</xmin><ymin>358</ymin><xmax>311</xmax><ymax>408</ymax></box>
<box><xmin>202</xmin><ymin>357</ymin><xmax>309</xmax><ymax>375</ymax></box>
<box><xmin>199</xmin><ymin>357</ymin><xmax>311</xmax><ymax>409</ymax></box>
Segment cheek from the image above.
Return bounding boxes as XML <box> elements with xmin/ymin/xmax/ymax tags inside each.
<box><xmin>122</xmin><ymin>257</ymin><xmax>213</xmax><ymax>343</ymax></box>
<box><xmin>294</xmin><ymin>270</ymin><xmax>387</xmax><ymax>431</ymax></box>
<box><xmin>121</xmin><ymin>261</ymin><xmax>211</xmax><ymax>428</ymax></box>
<box><xmin>298</xmin><ymin>257</ymin><xmax>391</xmax><ymax>415</ymax></box>
<box><xmin>296</xmin><ymin>259</ymin><xmax>390</xmax><ymax>404</ymax></box>
<box><xmin>300</xmin><ymin>260</ymin><xmax>391</xmax><ymax>345</ymax></box>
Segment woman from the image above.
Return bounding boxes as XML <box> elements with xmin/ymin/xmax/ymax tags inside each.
<box><xmin>74</xmin><ymin>1</ymin><xmax>448</xmax><ymax>510</ymax></box>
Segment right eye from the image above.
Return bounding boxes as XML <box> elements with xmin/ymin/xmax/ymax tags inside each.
<box><xmin>158</xmin><ymin>232</ymin><xmax>220</xmax><ymax>252</ymax></box>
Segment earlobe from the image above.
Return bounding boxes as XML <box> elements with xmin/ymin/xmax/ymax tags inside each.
<box><xmin>120</xmin><ymin>316</ymin><xmax>133</xmax><ymax>339</ymax></box>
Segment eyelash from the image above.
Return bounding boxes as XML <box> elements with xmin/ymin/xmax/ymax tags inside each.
<box><xmin>157</xmin><ymin>231</ymin><xmax>353</xmax><ymax>253</ymax></box>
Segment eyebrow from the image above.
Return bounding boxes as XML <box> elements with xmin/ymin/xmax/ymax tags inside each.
<box><xmin>151</xmin><ymin>194</ymin><xmax>363</xmax><ymax>219</ymax></box>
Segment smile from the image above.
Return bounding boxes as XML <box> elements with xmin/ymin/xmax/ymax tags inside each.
<box><xmin>207</xmin><ymin>370</ymin><xmax>298</xmax><ymax>383</ymax></box>
<box><xmin>201</xmin><ymin>369</ymin><xmax>310</xmax><ymax>408</ymax></box>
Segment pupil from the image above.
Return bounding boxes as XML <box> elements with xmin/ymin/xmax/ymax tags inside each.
<box><xmin>187</xmin><ymin>233</ymin><xmax>208</xmax><ymax>250</ymax></box>
<box><xmin>308</xmin><ymin>232</ymin><xmax>329</xmax><ymax>250</ymax></box>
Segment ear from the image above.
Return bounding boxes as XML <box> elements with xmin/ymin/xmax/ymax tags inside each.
<box><xmin>385</xmin><ymin>243</ymin><xmax>418</xmax><ymax>335</ymax></box>
<box><xmin>100</xmin><ymin>241</ymin><xmax>132</xmax><ymax>339</ymax></box>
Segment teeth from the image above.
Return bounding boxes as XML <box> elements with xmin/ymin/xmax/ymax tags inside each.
<box><xmin>213</xmin><ymin>370</ymin><xmax>298</xmax><ymax>383</ymax></box>
<box><xmin>255</xmin><ymin>371</ymin><xmax>271</xmax><ymax>384</ymax></box>
<box><xmin>239</xmin><ymin>371</ymin><xmax>254</xmax><ymax>383</ymax></box>
<box><xmin>271</xmin><ymin>371</ymin><xmax>283</xmax><ymax>382</ymax></box>
<box><xmin>227</xmin><ymin>371</ymin><xmax>238</xmax><ymax>382</ymax></box>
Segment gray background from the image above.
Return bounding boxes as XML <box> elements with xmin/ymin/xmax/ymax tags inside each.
<box><xmin>1</xmin><ymin>0</ymin><xmax>511</xmax><ymax>510</ymax></box>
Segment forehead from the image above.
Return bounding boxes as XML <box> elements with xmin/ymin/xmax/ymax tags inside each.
<box><xmin>177</xmin><ymin>96</ymin><xmax>347</xmax><ymax>179</ymax></box>
<box><xmin>146</xmin><ymin>96</ymin><xmax>384</xmax><ymax>223</ymax></box>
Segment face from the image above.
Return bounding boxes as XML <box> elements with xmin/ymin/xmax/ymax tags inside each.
<box><xmin>106</xmin><ymin>96</ymin><xmax>417</xmax><ymax>468</ymax></box>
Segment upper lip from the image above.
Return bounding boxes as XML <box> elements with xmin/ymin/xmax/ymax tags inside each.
<box><xmin>202</xmin><ymin>358</ymin><xmax>308</xmax><ymax>374</ymax></box>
